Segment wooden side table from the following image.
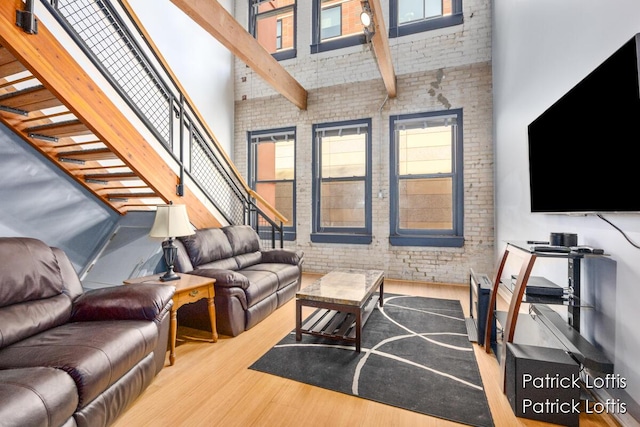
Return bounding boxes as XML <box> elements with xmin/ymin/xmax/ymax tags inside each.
<box><xmin>124</xmin><ymin>273</ymin><xmax>217</xmax><ymax>366</ymax></box>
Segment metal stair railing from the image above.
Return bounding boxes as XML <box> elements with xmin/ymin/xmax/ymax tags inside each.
<box><xmin>42</xmin><ymin>0</ymin><xmax>284</xmax><ymax>248</ymax></box>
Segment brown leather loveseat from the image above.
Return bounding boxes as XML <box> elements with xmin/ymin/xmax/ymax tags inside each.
<box><xmin>173</xmin><ymin>225</ymin><xmax>304</xmax><ymax>337</ymax></box>
<box><xmin>0</xmin><ymin>237</ymin><xmax>174</xmax><ymax>427</ymax></box>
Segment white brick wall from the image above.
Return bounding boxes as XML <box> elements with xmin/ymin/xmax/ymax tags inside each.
<box><xmin>234</xmin><ymin>0</ymin><xmax>494</xmax><ymax>284</ymax></box>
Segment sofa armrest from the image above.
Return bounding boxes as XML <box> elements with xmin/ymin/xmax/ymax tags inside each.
<box><xmin>71</xmin><ymin>284</ymin><xmax>175</xmax><ymax>323</ymax></box>
<box><xmin>190</xmin><ymin>268</ymin><xmax>250</xmax><ymax>290</ymax></box>
<box><xmin>261</xmin><ymin>249</ymin><xmax>304</xmax><ymax>266</ymax></box>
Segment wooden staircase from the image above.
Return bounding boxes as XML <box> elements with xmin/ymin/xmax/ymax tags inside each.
<box><xmin>0</xmin><ymin>0</ymin><xmax>220</xmax><ymax>229</ymax></box>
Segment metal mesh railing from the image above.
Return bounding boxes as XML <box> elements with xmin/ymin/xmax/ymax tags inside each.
<box><xmin>43</xmin><ymin>0</ymin><xmax>284</xmax><ymax>246</ymax></box>
<box><xmin>52</xmin><ymin>0</ymin><xmax>172</xmax><ymax>145</ymax></box>
<box><xmin>190</xmin><ymin>130</ymin><xmax>246</xmax><ymax>226</ymax></box>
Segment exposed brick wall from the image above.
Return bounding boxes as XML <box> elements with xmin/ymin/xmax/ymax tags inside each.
<box><xmin>234</xmin><ymin>0</ymin><xmax>494</xmax><ymax>284</ymax></box>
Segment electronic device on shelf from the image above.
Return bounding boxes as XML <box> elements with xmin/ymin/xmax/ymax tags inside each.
<box><xmin>570</xmin><ymin>245</ymin><xmax>605</xmax><ymax>254</ymax></box>
<box><xmin>511</xmin><ymin>275</ymin><xmax>565</xmax><ymax>297</ymax></box>
<box><xmin>530</xmin><ymin>245</ymin><xmax>571</xmax><ymax>253</ymax></box>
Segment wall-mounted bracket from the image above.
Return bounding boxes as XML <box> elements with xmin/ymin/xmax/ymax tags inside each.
<box><xmin>16</xmin><ymin>0</ymin><xmax>38</xmax><ymax>34</ymax></box>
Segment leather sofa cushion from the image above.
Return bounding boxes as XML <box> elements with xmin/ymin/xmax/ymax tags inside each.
<box><xmin>0</xmin><ymin>294</ymin><xmax>72</xmax><ymax>349</ymax></box>
<box><xmin>179</xmin><ymin>228</ymin><xmax>233</xmax><ymax>267</ymax></box>
<box><xmin>234</xmin><ymin>251</ymin><xmax>262</xmax><ymax>269</ymax></box>
<box><xmin>197</xmin><ymin>257</ymin><xmax>239</xmax><ymax>271</ymax></box>
<box><xmin>262</xmin><ymin>249</ymin><xmax>303</xmax><ymax>266</ymax></box>
<box><xmin>0</xmin><ymin>237</ymin><xmax>64</xmax><ymax>307</ymax></box>
<box><xmin>0</xmin><ymin>320</ymin><xmax>157</xmax><ymax>408</ymax></box>
<box><xmin>241</xmin><ymin>270</ymin><xmax>280</xmax><ymax>307</ymax></box>
<box><xmin>191</xmin><ymin>268</ymin><xmax>250</xmax><ymax>290</ymax></box>
<box><xmin>222</xmin><ymin>225</ymin><xmax>260</xmax><ymax>256</ymax></box>
<box><xmin>71</xmin><ymin>283</ymin><xmax>175</xmax><ymax>323</ymax></box>
<box><xmin>243</xmin><ymin>263</ymin><xmax>300</xmax><ymax>290</ymax></box>
<box><xmin>0</xmin><ymin>367</ymin><xmax>78</xmax><ymax>427</ymax></box>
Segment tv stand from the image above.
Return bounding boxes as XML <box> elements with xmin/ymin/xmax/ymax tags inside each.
<box><xmin>483</xmin><ymin>241</ymin><xmax>613</xmax><ymax>390</ymax></box>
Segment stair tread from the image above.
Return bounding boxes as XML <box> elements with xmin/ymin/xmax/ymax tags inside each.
<box><xmin>27</xmin><ymin>119</ymin><xmax>91</xmax><ymax>137</ymax></box>
<box><xmin>85</xmin><ymin>172</ymin><xmax>139</xmax><ymax>181</ymax></box>
<box><xmin>58</xmin><ymin>148</ymin><xmax>117</xmax><ymax>161</ymax></box>
<box><xmin>0</xmin><ymin>85</ymin><xmax>62</xmax><ymax>112</ymax></box>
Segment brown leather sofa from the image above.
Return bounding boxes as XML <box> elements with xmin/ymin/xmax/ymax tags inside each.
<box><xmin>173</xmin><ymin>225</ymin><xmax>304</xmax><ymax>337</ymax></box>
<box><xmin>0</xmin><ymin>237</ymin><xmax>174</xmax><ymax>427</ymax></box>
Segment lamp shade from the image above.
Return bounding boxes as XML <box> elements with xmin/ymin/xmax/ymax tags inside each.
<box><xmin>149</xmin><ymin>204</ymin><xmax>195</xmax><ymax>238</ymax></box>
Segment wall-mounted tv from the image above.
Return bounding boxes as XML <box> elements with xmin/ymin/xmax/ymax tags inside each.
<box><xmin>528</xmin><ymin>33</ymin><xmax>640</xmax><ymax>213</ymax></box>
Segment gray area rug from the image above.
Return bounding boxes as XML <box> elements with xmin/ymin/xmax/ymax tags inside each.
<box><xmin>250</xmin><ymin>295</ymin><xmax>494</xmax><ymax>427</ymax></box>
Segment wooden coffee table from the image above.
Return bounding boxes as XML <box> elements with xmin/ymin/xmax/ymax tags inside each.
<box><xmin>124</xmin><ymin>273</ymin><xmax>217</xmax><ymax>366</ymax></box>
<box><xmin>295</xmin><ymin>269</ymin><xmax>384</xmax><ymax>352</ymax></box>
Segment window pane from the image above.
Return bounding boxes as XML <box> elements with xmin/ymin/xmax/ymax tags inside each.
<box><xmin>398</xmin><ymin>126</ymin><xmax>452</xmax><ymax>175</ymax></box>
<box><xmin>255</xmin><ymin>1</ymin><xmax>295</xmax><ymax>54</ymax></box>
<box><xmin>398</xmin><ymin>0</ymin><xmax>452</xmax><ymax>24</ymax></box>
<box><xmin>321</xmin><ymin>5</ymin><xmax>341</xmax><ymax>39</ymax></box>
<box><xmin>425</xmin><ymin>0</ymin><xmax>443</xmax><ymax>18</ymax></box>
<box><xmin>256</xmin><ymin>139</ymin><xmax>295</xmax><ymax>180</ymax></box>
<box><xmin>398</xmin><ymin>0</ymin><xmax>423</xmax><ymax>24</ymax></box>
<box><xmin>320</xmin><ymin>180</ymin><xmax>365</xmax><ymax>227</ymax></box>
<box><xmin>399</xmin><ymin>177</ymin><xmax>453</xmax><ymax>229</ymax></box>
<box><xmin>321</xmin><ymin>0</ymin><xmax>363</xmax><ymax>40</ymax></box>
<box><xmin>256</xmin><ymin>181</ymin><xmax>294</xmax><ymax>226</ymax></box>
<box><xmin>321</xmin><ymin>134</ymin><xmax>366</xmax><ymax>177</ymax></box>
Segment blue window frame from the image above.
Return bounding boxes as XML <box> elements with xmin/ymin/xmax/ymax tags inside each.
<box><xmin>312</xmin><ymin>119</ymin><xmax>372</xmax><ymax>244</ymax></box>
<box><xmin>311</xmin><ymin>0</ymin><xmax>366</xmax><ymax>54</ymax></box>
<box><xmin>248</xmin><ymin>127</ymin><xmax>297</xmax><ymax>241</ymax></box>
<box><xmin>389</xmin><ymin>0</ymin><xmax>463</xmax><ymax>38</ymax></box>
<box><xmin>389</xmin><ymin>110</ymin><xmax>464</xmax><ymax>247</ymax></box>
<box><xmin>250</xmin><ymin>0</ymin><xmax>297</xmax><ymax>61</ymax></box>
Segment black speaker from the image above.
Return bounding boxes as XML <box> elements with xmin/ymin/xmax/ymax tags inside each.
<box><xmin>506</xmin><ymin>343</ymin><xmax>580</xmax><ymax>427</ymax></box>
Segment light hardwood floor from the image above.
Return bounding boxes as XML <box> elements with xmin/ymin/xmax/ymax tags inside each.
<box><xmin>112</xmin><ymin>273</ymin><xmax>618</xmax><ymax>427</ymax></box>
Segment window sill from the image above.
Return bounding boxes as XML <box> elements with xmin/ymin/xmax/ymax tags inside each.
<box><xmin>310</xmin><ymin>34</ymin><xmax>366</xmax><ymax>54</ymax></box>
<box><xmin>389</xmin><ymin>14</ymin><xmax>463</xmax><ymax>38</ymax></box>
<box><xmin>310</xmin><ymin>233</ymin><xmax>372</xmax><ymax>245</ymax></box>
<box><xmin>272</xmin><ymin>49</ymin><xmax>297</xmax><ymax>61</ymax></box>
<box><xmin>389</xmin><ymin>235</ymin><xmax>464</xmax><ymax>248</ymax></box>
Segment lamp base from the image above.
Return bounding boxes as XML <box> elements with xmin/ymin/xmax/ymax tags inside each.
<box><xmin>159</xmin><ymin>270</ymin><xmax>180</xmax><ymax>282</ymax></box>
<box><xmin>160</xmin><ymin>238</ymin><xmax>180</xmax><ymax>281</ymax></box>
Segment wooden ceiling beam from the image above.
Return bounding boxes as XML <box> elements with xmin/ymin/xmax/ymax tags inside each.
<box><xmin>368</xmin><ymin>0</ymin><xmax>397</xmax><ymax>98</ymax></box>
<box><xmin>170</xmin><ymin>0</ymin><xmax>308</xmax><ymax>110</ymax></box>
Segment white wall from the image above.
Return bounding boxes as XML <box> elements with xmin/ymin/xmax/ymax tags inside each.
<box><xmin>129</xmin><ymin>0</ymin><xmax>235</xmax><ymax>157</ymax></box>
<box><xmin>493</xmin><ymin>0</ymin><xmax>640</xmax><ymax>408</ymax></box>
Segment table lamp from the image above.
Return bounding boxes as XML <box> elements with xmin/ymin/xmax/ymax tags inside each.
<box><xmin>149</xmin><ymin>202</ymin><xmax>195</xmax><ymax>281</ymax></box>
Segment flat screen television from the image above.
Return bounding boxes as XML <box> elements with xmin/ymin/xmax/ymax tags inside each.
<box><xmin>528</xmin><ymin>33</ymin><xmax>640</xmax><ymax>213</ymax></box>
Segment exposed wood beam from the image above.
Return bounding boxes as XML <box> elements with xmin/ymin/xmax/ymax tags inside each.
<box><xmin>170</xmin><ymin>0</ymin><xmax>307</xmax><ymax>110</ymax></box>
<box><xmin>368</xmin><ymin>0</ymin><xmax>397</xmax><ymax>98</ymax></box>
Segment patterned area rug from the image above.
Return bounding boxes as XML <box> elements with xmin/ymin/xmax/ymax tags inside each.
<box><xmin>250</xmin><ymin>295</ymin><xmax>494</xmax><ymax>427</ymax></box>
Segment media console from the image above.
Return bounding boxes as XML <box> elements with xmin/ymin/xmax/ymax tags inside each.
<box><xmin>482</xmin><ymin>241</ymin><xmax>614</xmax><ymax>389</ymax></box>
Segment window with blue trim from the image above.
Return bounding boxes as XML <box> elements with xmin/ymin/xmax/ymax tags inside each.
<box><xmin>250</xmin><ymin>0</ymin><xmax>296</xmax><ymax>61</ymax></box>
<box><xmin>248</xmin><ymin>128</ymin><xmax>297</xmax><ymax>240</ymax></box>
<box><xmin>389</xmin><ymin>110</ymin><xmax>464</xmax><ymax>247</ymax></box>
<box><xmin>389</xmin><ymin>0</ymin><xmax>463</xmax><ymax>38</ymax></box>
<box><xmin>311</xmin><ymin>0</ymin><xmax>366</xmax><ymax>53</ymax></box>
<box><xmin>312</xmin><ymin>119</ymin><xmax>372</xmax><ymax>244</ymax></box>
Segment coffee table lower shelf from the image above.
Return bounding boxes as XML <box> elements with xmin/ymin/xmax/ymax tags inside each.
<box><xmin>296</xmin><ymin>295</ymin><xmax>380</xmax><ymax>352</ymax></box>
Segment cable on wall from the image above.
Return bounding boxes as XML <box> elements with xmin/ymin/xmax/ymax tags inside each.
<box><xmin>597</xmin><ymin>214</ymin><xmax>640</xmax><ymax>249</ymax></box>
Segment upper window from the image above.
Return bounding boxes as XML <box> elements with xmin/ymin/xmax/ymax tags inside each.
<box><xmin>312</xmin><ymin>119</ymin><xmax>372</xmax><ymax>244</ymax></box>
<box><xmin>389</xmin><ymin>0</ymin><xmax>463</xmax><ymax>38</ymax></box>
<box><xmin>389</xmin><ymin>110</ymin><xmax>464</xmax><ymax>247</ymax></box>
<box><xmin>248</xmin><ymin>127</ymin><xmax>297</xmax><ymax>240</ymax></box>
<box><xmin>312</xmin><ymin>0</ymin><xmax>366</xmax><ymax>53</ymax></box>
<box><xmin>250</xmin><ymin>0</ymin><xmax>296</xmax><ymax>61</ymax></box>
